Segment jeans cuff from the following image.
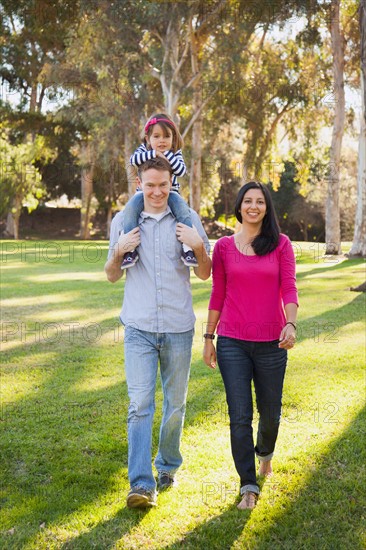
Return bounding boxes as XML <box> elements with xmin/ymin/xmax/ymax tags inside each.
<box><xmin>240</xmin><ymin>484</ymin><xmax>260</xmax><ymax>496</ymax></box>
<box><xmin>131</xmin><ymin>484</ymin><xmax>157</xmax><ymax>493</ymax></box>
<box><xmin>256</xmin><ymin>452</ymin><xmax>274</xmax><ymax>462</ymax></box>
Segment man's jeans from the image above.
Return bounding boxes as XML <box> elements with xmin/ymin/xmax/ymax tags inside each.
<box><xmin>123</xmin><ymin>191</ymin><xmax>193</xmax><ymax>233</ymax></box>
<box><xmin>217</xmin><ymin>336</ymin><xmax>287</xmax><ymax>494</ymax></box>
<box><xmin>124</xmin><ymin>326</ymin><xmax>194</xmax><ymax>491</ymax></box>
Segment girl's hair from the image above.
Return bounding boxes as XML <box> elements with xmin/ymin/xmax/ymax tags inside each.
<box><xmin>143</xmin><ymin>113</ymin><xmax>184</xmax><ymax>152</ymax></box>
<box><xmin>234</xmin><ymin>181</ymin><xmax>280</xmax><ymax>256</ymax></box>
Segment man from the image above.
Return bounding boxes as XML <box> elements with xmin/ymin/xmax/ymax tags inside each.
<box><xmin>105</xmin><ymin>157</ymin><xmax>211</xmax><ymax>508</ymax></box>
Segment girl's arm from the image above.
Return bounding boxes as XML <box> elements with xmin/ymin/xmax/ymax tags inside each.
<box><xmin>203</xmin><ymin>310</ymin><xmax>221</xmax><ymax>369</ymax></box>
<box><xmin>130</xmin><ymin>144</ymin><xmax>156</xmax><ymax>166</ymax></box>
<box><xmin>163</xmin><ymin>149</ymin><xmax>187</xmax><ymax>177</ymax></box>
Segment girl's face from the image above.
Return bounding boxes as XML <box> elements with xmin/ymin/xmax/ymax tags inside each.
<box><xmin>240</xmin><ymin>188</ymin><xmax>267</xmax><ymax>225</ymax></box>
<box><xmin>146</xmin><ymin>123</ymin><xmax>173</xmax><ymax>152</ymax></box>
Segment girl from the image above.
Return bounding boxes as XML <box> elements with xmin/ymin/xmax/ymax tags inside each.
<box><xmin>203</xmin><ymin>181</ymin><xmax>298</xmax><ymax>510</ymax></box>
<box><xmin>121</xmin><ymin>113</ymin><xmax>197</xmax><ymax>269</ymax></box>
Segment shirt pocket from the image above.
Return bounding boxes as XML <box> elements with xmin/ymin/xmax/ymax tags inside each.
<box><xmin>164</xmin><ymin>235</ymin><xmax>182</xmax><ymax>262</ymax></box>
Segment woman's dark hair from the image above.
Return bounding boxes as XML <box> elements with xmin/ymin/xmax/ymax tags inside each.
<box><xmin>234</xmin><ymin>181</ymin><xmax>280</xmax><ymax>256</ymax></box>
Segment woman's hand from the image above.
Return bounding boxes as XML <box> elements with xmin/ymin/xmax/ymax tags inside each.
<box><xmin>203</xmin><ymin>340</ymin><xmax>217</xmax><ymax>369</ymax></box>
<box><xmin>278</xmin><ymin>324</ymin><xmax>296</xmax><ymax>349</ymax></box>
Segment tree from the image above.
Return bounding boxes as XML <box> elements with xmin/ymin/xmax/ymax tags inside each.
<box><xmin>55</xmin><ymin>1</ymin><xmax>148</xmax><ymax>237</ymax></box>
<box><xmin>325</xmin><ymin>0</ymin><xmax>345</xmax><ymax>254</ymax></box>
<box><xmin>0</xmin><ymin>0</ymin><xmax>79</xmax><ymax>237</ymax></box>
<box><xmin>349</xmin><ymin>0</ymin><xmax>366</xmax><ymax>257</ymax></box>
<box><xmin>0</xmin><ymin>128</ymin><xmax>53</xmax><ymax>238</ymax></box>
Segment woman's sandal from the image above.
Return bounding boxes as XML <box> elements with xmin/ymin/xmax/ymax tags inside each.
<box><xmin>237</xmin><ymin>491</ymin><xmax>258</xmax><ymax>510</ymax></box>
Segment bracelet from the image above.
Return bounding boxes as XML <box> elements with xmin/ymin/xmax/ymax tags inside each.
<box><xmin>285</xmin><ymin>322</ymin><xmax>297</xmax><ymax>330</ymax></box>
<box><xmin>203</xmin><ymin>333</ymin><xmax>215</xmax><ymax>340</ymax></box>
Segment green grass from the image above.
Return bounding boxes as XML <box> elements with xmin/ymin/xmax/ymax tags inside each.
<box><xmin>0</xmin><ymin>239</ymin><xmax>365</xmax><ymax>549</ymax></box>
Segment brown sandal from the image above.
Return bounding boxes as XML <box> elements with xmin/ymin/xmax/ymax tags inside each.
<box><xmin>237</xmin><ymin>491</ymin><xmax>258</xmax><ymax>510</ymax></box>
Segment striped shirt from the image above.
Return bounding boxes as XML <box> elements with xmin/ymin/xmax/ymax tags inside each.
<box><xmin>108</xmin><ymin>207</ymin><xmax>210</xmax><ymax>333</ymax></box>
<box><xmin>130</xmin><ymin>144</ymin><xmax>186</xmax><ymax>191</ymax></box>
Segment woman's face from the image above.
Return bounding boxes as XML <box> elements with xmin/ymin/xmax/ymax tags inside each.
<box><xmin>240</xmin><ymin>188</ymin><xmax>267</xmax><ymax>225</ymax></box>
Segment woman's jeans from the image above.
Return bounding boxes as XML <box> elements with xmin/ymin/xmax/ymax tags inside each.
<box><xmin>217</xmin><ymin>336</ymin><xmax>287</xmax><ymax>494</ymax></box>
<box><xmin>124</xmin><ymin>326</ymin><xmax>194</xmax><ymax>491</ymax></box>
<box><xmin>123</xmin><ymin>190</ymin><xmax>192</xmax><ymax>233</ymax></box>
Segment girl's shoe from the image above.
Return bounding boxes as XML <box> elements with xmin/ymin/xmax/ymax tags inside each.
<box><xmin>121</xmin><ymin>250</ymin><xmax>139</xmax><ymax>269</ymax></box>
<box><xmin>181</xmin><ymin>250</ymin><xmax>198</xmax><ymax>267</ymax></box>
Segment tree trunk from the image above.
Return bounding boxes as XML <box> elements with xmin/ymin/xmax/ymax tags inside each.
<box><xmin>325</xmin><ymin>0</ymin><xmax>345</xmax><ymax>255</ymax></box>
<box><xmin>5</xmin><ymin>194</ymin><xmax>22</xmax><ymax>239</ymax></box>
<box><xmin>106</xmin><ymin>164</ymin><xmax>115</xmax><ymax>240</ymax></box>
<box><xmin>189</xmin><ymin>90</ymin><xmax>202</xmax><ymax>213</ymax></box>
<box><xmin>106</xmin><ymin>204</ymin><xmax>113</xmax><ymax>240</ymax></box>
<box><xmin>349</xmin><ymin>0</ymin><xmax>366</xmax><ymax>257</ymax></box>
<box><xmin>125</xmin><ymin>130</ymin><xmax>136</xmax><ymax>198</ymax></box>
<box><xmin>189</xmin><ymin>26</ymin><xmax>202</xmax><ymax>213</ymax></box>
<box><xmin>80</xmin><ymin>142</ymin><xmax>94</xmax><ymax>240</ymax></box>
<box><xmin>159</xmin><ymin>7</ymin><xmax>184</xmax><ymax>120</ymax></box>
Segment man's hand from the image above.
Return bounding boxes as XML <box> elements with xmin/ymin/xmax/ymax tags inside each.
<box><xmin>116</xmin><ymin>227</ymin><xmax>141</xmax><ymax>256</ymax></box>
<box><xmin>104</xmin><ymin>227</ymin><xmax>140</xmax><ymax>283</ymax></box>
<box><xmin>176</xmin><ymin>223</ymin><xmax>203</xmax><ymax>251</ymax></box>
<box><xmin>176</xmin><ymin>223</ymin><xmax>211</xmax><ymax>280</ymax></box>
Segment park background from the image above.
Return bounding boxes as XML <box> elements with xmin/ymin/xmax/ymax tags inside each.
<box><xmin>1</xmin><ymin>1</ymin><xmax>366</xmax><ymax>549</ymax></box>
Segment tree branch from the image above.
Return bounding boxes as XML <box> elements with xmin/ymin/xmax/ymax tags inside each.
<box><xmin>150</xmin><ymin>29</ymin><xmax>163</xmax><ymax>45</ymax></box>
<box><xmin>182</xmin><ymin>87</ymin><xmax>218</xmax><ymax>139</ymax></box>
<box><xmin>150</xmin><ymin>65</ymin><xmax>161</xmax><ymax>81</ymax></box>
<box><xmin>196</xmin><ymin>0</ymin><xmax>227</xmax><ymax>36</ymax></box>
<box><xmin>171</xmin><ymin>21</ymin><xmax>191</xmax><ymax>83</ymax></box>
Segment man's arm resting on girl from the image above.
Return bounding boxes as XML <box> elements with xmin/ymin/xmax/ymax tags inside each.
<box><xmin>105</xmin><ymin>228</ymin><xmax>141</xmax><ymax>283</ymax></box>
<box><xmin>175</xmin><ymin>223</ymin><xmax>211</xmax><ymax>280</ymax></box>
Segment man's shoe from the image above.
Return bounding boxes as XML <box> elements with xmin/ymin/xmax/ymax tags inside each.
<box><xmin>121</xmin><ymin>250</ymin><xmax>139</xmax><ymax>270</ymax></box>
<box><xmin>126</xmin><ymin>487</ymin><xmax>157</xmax><ymax>509</ymax></box>
<box><xmin>181</xmin><ymin>250</ymin><xmax>198</xmax><ymax>267</ymax></box>
<box><xmin>157</xmin><ymin>472</ymin><xmax>175</xmax><ymax>490</ymax></box>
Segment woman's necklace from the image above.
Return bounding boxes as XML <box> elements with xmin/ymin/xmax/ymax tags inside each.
<box><xmin>235</xmin><ymin>233</ymin><xmax>258</xmax><ymax>247</ymax></box>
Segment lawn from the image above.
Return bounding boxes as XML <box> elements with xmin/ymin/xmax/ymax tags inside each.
<box><xmin>0</xmin><ymin>239</ymin><xmax>365</xmax><ymax>549</ymax></box>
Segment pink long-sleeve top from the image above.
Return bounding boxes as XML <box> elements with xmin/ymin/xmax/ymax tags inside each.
<box><xmin>208</xmin><ymin>234</ymin><xmax>298</xmax><ymax>342</ymax></box>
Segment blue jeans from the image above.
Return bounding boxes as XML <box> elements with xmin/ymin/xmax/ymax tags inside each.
<box><xmin>123</xmin><ymin>191</ymin><xmax>192</xmax><ymax>233</ymax></box>
<box><xmin>217</xmin><ymin>336</ymin><xmax>287</xmax><ymax>494</ymax></box>
<box><xmin>123</xmin><ymin>326</ymin><xmax>194</xmax><ymax>491</ymax></box>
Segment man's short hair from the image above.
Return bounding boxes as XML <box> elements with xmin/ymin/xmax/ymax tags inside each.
<box><xmin>137</xmin><ymin>157</ymin><xmax>173</xmax><ymax>179</ymax></box>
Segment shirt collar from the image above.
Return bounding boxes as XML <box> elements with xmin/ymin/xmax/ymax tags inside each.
<box><xmin>140</xmin><ymin>206</ymin><xmax>173</xmax><ymax>221</ymax></box>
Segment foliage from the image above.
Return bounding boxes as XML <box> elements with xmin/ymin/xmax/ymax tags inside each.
<box><xmin>0</xmin><ymin>0</ymin><xmax>360</xmax><ymax>242</ymax></box>
<box><xmin>0</xmin><ymin>128</ymin><xmax>54</xmax><ymax>217</ymax></box>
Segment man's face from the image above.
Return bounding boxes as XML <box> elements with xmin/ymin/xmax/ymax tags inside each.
<box><xmin>138</xmin><ymin>168</ymin><xmax>172</xmax><ymax>213</ymax></box>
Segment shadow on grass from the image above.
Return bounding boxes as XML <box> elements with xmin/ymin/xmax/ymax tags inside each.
<box><xmin>42</xmin><ymin>407</ymin><xmax>366</xmax><ymax>550</ymax></box>
<box><xmin>159</xmin><ymin>406</ymin><xmax>365</xmax><ymax>550</ymax></box>
<box><xmin>1</xmin><ymin>253</ymin><xmax>364</xmax><ymax>548</ymax></box>
<box><xmin>0</xmin><ymin>335</ymin><xmax>227</xmax><ymax>549</ymax></box>
<box><xmin>296</xmin><ymin>257</ymin><xmax>364</xmax><ymax>279</ymax></box>
<box><xmin>296</xmin><ymin>293</ymin><xmax>365</xmax><ymax>344</ymax></box>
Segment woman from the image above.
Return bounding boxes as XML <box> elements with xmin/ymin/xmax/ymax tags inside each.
<box><xmin>203</xmin><ymin>181</ymin><xmax>298</xmax><ymax>510</ymax></box>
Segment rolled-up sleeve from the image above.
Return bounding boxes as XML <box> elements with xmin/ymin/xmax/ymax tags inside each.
<box><xmin>107</xmin><ymin>211</ymin><xmax>124</xmax><ymax>261</ymax></box>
